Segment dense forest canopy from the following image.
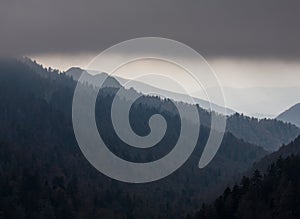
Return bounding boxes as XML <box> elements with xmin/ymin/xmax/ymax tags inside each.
<box><xmin>188</xmin><ymin>155</ymin><xmax>300</xmax><ymax>219</ymax></box>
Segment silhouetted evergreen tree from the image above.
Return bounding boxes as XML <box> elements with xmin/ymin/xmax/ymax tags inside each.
<box><xmin>190</xmin><ymin>155</ymin><xmax>300</xmax><ymax>219</ymax></box>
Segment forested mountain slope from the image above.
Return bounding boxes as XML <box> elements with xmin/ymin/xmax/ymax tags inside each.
<box><xmin>0</xmin><ymin>58</ymin><xmax>270</xmax><ymax>218</ymax></box>
<box><xmin>64</xmin><ymin>65</ymin><xmax>300</xmax><ymax>152</ymax></box>
<box><xmin>226</xmin><ymin>113</ymin><xmax>299</xmax><ymax>151</ymax></box>
<box><xmin>188</xmin><ymin>155</ymin><xmax>300</xmax><ymax>219</ymax></box>
<box><xmin>252</xmin><ymin>135</ymin><xmax>300</xmax><ymax>173</ymax></box>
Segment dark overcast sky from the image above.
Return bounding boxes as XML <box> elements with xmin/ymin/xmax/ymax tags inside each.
<box><xmin>1</xmin><ymin>0</ymin><xmax>300</xmax><ymax>58</ymax></box>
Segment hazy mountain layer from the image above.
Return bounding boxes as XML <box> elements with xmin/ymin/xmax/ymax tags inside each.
<box><xmin>277</xmin><ymin>103</ymin><xmax>300</xmax><ymax>127</ymax></box>
<box><xmin>226</xmin><ymin>113</ymin><xmax>300</xmax><ymax>151</ymax></box>
<box><xmin>194</xmin><ymin>86</ymin><xmax>300</xmax><ymax>118</ymax></box>
<box><xmin>65</xmin><ymin>65</ymin><xmax>300</xmax><ymax>152</ymax></box>
<box><xmin>65</xmin><ymin>67</ymin><xmax>235</xmax><ymax>115</ymax></box>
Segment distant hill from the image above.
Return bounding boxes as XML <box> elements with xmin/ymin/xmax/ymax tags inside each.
<box><xmin>65</xmin><ymin>67</ymin><xmax>122</xmax><ymax>88</ymax></box>
<box><xmin>277</xmin><ymin>103</ymin><xmax>300</xmax><ymax>127</ymax></box>
<box><xmin>65</xmin><ymin>67</ymin><xmax>82</xmax><ymax>80</ymax></box>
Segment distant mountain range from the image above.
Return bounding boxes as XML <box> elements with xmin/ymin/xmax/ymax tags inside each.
<box><xmin>65</xmin><ymin>67</ymin><xmax>235</xmax><ymax>115</ymax></box>
<box><xmin>66</xmin><ymin>66</ymin><xmax>300</xmax><ymax>119</ymax></box>
<box><xmin>65</xmin><ymin>66</ymin><xmax>300</xmax><ymax>152</ymax></box>
<box><xmin>193</xmin><ymin>86</ymin><xmax>300</xmax><ymax>118</ymax></box>
<box><xmin>277</xmin><ymin>103</ymin><xmax>300</xmax><ymax>127</ymax></box>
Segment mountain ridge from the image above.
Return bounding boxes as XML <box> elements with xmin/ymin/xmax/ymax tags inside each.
<box><xmin>277</xmin><ymin>103</ymin><xmax>300</xmax><ymax>127</ymax></box>
<box><xmin>65</xmin><ymin>67</ymin><xmax>235</xmax><ymax>115</ymax></box>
